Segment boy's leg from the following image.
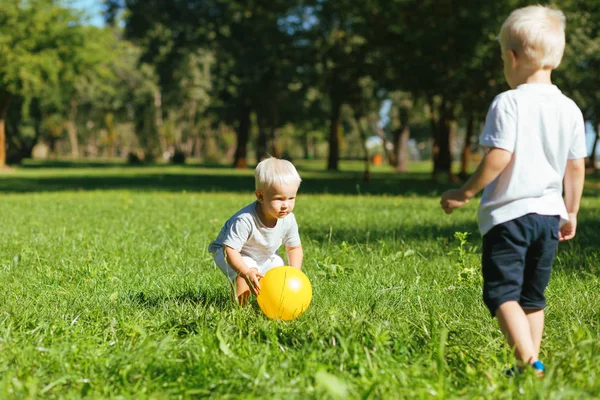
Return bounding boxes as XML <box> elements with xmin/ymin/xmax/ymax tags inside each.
<box><xmin>519</xmin><ymin>215</ymin><xmax>560</xmax><ymax>360</ymax></box>
<box><xmin>234</xmin><ymin>275</ymin><xmax>252</xmax><ymax>306</ymax></box>
<box><xmin>496</xmin><ymin>301</ymin><xmax>537</xmax><ymax>365</ymax></box>
<box><xmin>520</xmin><ymin>215</ymin><xmax>559</xmax><ymax>360</ymax></box>
<box><xmin>482</xmin><ymin>218</ymin><xmax>537</xmax><ymax>365</ymax></box>
<box><xmin>214</xmin><ymin>249</ymin><xmax>245</xmax><ymax>304</ymax></box>
<box><xmin>525</xmin><ymin>309</ymin><xmax>544</xmax><ymax>359</ymax></box>
<box><xmin>233</xmin><ymin>256</ymin><xmax>260</xmax><ymax>306</ymax></box>
<box><xmin>215</xmin><ymin>249</ymin><xmax>258</xmax><ymax>306</ymax></box>
<box><xmin>214</xmin><ymin>248</ymin><xmax>239</xmax><ymax>281</ymax></box>
<box><xmin>231</xmin><ymin>256</ymin><xmax>283</xmax><ymax>305</ymax></box>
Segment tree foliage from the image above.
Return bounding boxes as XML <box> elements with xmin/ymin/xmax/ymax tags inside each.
<box><xmin>0</xmin><ymin>0</ymin><xmax>85</xmax><ymax>166</ymax></box>
<box><xmin>1</xmin><ymin>0</ymin><xmax>599</xmax><ymax>173</ymax></box>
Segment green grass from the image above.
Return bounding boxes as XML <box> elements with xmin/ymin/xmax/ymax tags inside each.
<box><xmin>1</xmin><ymin>161</ymin><xmax>599</xmax><ymax>399</ymax></box>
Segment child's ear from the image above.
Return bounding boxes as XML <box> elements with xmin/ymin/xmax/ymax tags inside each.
<box><xmin>509</xmin><ymin>49</ymin><xmax>519</xmax><ymax>68</ymax></box>
<box><xmin>255</xmin><ymin>189</ymin><xmax>263</xmax><ymax>202</ymax></box>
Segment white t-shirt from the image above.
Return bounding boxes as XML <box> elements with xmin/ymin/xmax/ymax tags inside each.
<box><xmin>208</xmin><ymin>201</ymin><xmax>301</xmax><ymax>265</ymax></box>
<box><xmin>477</xmin><ymin>83</ymin><xmax>587</xmax><ymax>235</ymax></box>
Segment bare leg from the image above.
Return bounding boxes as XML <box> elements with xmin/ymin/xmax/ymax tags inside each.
<box><xmin>496</xmin><ymin>301</ymin><xmax>536</xmax><ymax>365</ymax></box>
<box><xmin>233</xmin><ymin>275</ymin><xmax>251</xmax><ymax>306</ymax></box>
<box><xmin>525</xmin><ymin>309</ymin><xmax>544</xmax><ymax>359</ymax></box>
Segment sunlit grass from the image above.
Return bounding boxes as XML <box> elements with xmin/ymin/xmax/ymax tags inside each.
<box><xmin>1</xmin><ymin>163</ymin><xmax>599</xmax><ymax>398</ymax></box>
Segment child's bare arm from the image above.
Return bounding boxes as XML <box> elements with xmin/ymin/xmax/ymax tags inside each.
<box><xmin>560</xmin><ymin>158</ymin><xmax>585</xmax><ymax>241</ymax></box>
<box><xmin>224</xmin><ymin>246</ymin><xmax>262</xmax><ymax>294</ymax></box>
<box><xmin>286</xmin><ymin>245</ymin><xmax>303</xmax><ymax>269</ymax></box>
<box><xmin>224</xmin><ymin>246</ymin><xmax>250</xmax><ymax>274</ymax></box>
<box><xmin>563</xmin><ymin>158</ymin><xmax>585</xmax><ymax>215</ymax></box>
<box><xmin>441</xmin><ymin>148</ymin><xmax>512</xmax><ymax>214</ymax></box>
<box><xmin>460</xmin><ymin>147</ymin><xmax>513</xmax><ymax>198</ymax></box>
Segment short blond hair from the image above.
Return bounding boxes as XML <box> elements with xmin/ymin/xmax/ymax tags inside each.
<box><xmin>499</xmin><ymin>5</ymin><xmax>566</xmax><ymax>69</ymax></box>
<box><xmin>255</xmin><ymin>157</ymin><xmax>301</xmax><ymax>190</ymax></box>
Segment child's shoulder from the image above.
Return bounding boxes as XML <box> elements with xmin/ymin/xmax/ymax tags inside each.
<box><xmin>488</xmin><ymin>90</ymin><xmax>519</xmax><ymax>116</ymax></box>
<box><xmin>491</xmin><ymin>86</ymin><xmax>580</xmax><ymax>116</ymax></box>
<box><xmin>552</xmin><ymin>91</ymin><xmax>582</xmax><ymax>115</ymax></box>
<box><xmin>226</xmin><ymin>202</ymin><xmax>257</xmax><ymax>223</ymax></box>
<box><xmin>283</xmin><ymin>211</ymin><xmax>298</xmax><ymax>224</ymax></box>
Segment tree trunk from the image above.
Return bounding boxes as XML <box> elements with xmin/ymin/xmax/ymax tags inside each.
<box><xmin>0</xmin><ymin>92</ymin><xmax>9</xmax><ymax>168</ymax></box>
<box><xmin>395</xmin><ymin>125</ymin><xmax>410</xmax><ymax>172</ymax></box>
<box><xmin>433</xmin><ymin>100</ymin><xmax>454</xmax><ymax>181</ymax></box>
<box><xmin>327</xmin><ymin>100</ymin><xmax>342</xmax><ymax>171</ymax></box>
<box><xmin>460</xmin><ymin>113</ymin><xmax>475</xmax><ymax>180</ymax></box>
<box><xmin>270</xmin><ymin>127</ymin><xmax>281</xmax><ymax>158</ymax></box>
<box><xmin>256</xmin><ymin>114</ymin><xmax>268</xmax><ymax>163</ymax></box>
<box><xmin>427</xmin><ymin>96</ymin><xmax>438</xmax><ymax>140</ymax></box>
<box><xmin>303</xmin><ymin>134</ymin><xmax>314</xmax><ymax>160</ymax></box>
<box><xmin>104</xmin><ymin>113</ymin><xmax>117</xmax><ymax>158</ymax></box>
<box><xmin>375</xmin><ymin>125</ymin><xmax>396</xmax><ymax>167</ymax></box>
<box><xmin>154</xmin><ymin>90</ymin><xmax>165</xmax><ymax>155</ymax></box>
<box><xmin>193</xmin><ymin>135</ymin><xmax>202</xmax><ymax>158</ymax></box>
<box><xmin>354</xmin><ymin>111</ymin><xmax>370</xmax><ymax>182</ymax></box>
<box><xmin>197</xmin><ymin>121</ymin><xmax>210</xmax><ymax>159</ymax></box>
<box><xmin>6</xmin><ymin>112</ymin><xmax>43</xmax><ymax>164</ymax></box>
<box><xmin>233</xmin><ymin>106</ymin><xmax>251</xmax><ymax>168</ymax></box>
<box><xmin>67</xmin><ymin>98</ymin><xmax>79</xmax><ymax>159</ymax></box>
<box><xmin>395</xmin><ymin>117</ymin><xmax>411</xmax><ymax>173</ymax></box>
<box><xmin>185</xmin><ymin>101</ymin><xmax>197</xmax><ymax>156</ymax></box>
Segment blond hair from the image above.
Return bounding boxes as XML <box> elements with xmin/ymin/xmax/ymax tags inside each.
<box><xmin>499</xmin><ymin>5</ymin><xmax>566</xmax><ymax>69</ymax></box>
<box><xmin>255</xmin><ymin>157</ymin><xmax>301</xmax><ymax>190</ymax></box>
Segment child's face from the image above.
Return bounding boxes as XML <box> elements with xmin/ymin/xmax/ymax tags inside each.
<box><xmin>255</xmin><ymin>183</ymin><xmax>298</xmax><ymax>223</ymax></box>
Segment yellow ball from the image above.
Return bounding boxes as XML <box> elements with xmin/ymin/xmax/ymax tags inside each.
<box><xmin>257</xmin><ymin>266</ymin><xmax>312</xmax><ymax>321</ymax></box>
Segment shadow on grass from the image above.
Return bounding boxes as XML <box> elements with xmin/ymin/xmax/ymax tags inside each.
<box><xmin>5</xmin><ymin>160</ymin><xmax>599</xmax><ymax>197</ymax></box>
<box><xmin>302</xmin><ymin>220</ymin><xmax>480</xmax><ymax>245</ymax></box>
<box><xmin>301</xmin><ymin>213</ymin><xmax>600</xmax><ymax>274</ymax></box>
<box><xmin>19</xmin><ymin>160</ymin><xmax>135</xmax><ymax>169</ymax></box>
<box><xmin>128</xmin><ymin>288</ymin><xmax>230</xmax><ymax>310</ymax></box>
<box><xmin>0</xmin><ymin>169</ymin><xmax>461</xmax><ymax>197</ymax></box>
<box><xmin>18</xmin><ymin>160</ymin><xmax>240</xmax><ymax>170</ymax></box>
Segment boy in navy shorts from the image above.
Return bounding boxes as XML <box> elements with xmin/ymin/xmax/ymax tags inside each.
<box><xmin>440</xmin><ymin>5</ymin><xmax>587</xmax><ymax>376</ymax></box>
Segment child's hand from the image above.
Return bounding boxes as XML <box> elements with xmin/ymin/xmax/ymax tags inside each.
<box><xmin>242</xmin><ymin>268</ymin><xmax>264</xmax><ymax>296</ymax></box>
<box><xmin>440</xmin><ymin>189</ymin><xmax>470</xmax><ymax>214</ymax></box>
<box><xmin>559</xmin><ymin>214</ymin><xmax>577</xmax><ymax>241</ymax></box>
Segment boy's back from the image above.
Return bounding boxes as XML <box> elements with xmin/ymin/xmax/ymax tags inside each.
<box><xmin>478</xmin><ymin>83</ymin><xmax>587</xmax><ymax>235</ymax></box>
<box><xmin>441</xmin><ymin>5</ymin><xmax>587</xmax><ymax>376</ymax></box>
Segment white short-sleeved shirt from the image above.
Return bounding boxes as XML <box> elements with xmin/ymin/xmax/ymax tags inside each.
<box><xmin>208</xmin><ymin>201</ymin><xmax>301</xmax><ymax>265</ymax></box>
<box><xmin>478</xmin><ymin>83</ymin><xmax>587</xmax><ymax>235</ymax></box>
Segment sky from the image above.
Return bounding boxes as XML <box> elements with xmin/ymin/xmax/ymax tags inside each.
<box><xmin>70</xmin><ymin>0</ymin><xmax>105</xmax><ymax>27</ymax></box>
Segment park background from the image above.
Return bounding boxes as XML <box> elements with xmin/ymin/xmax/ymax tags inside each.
<box><xmin>1</xmin><ymin>0</ymin><xmax>599</xmax><ymax>173</ymax></box>
<box><xmin>1</xmin><ymin>0</ymin><xmax>599</xmax><ymax>399</ymax></box>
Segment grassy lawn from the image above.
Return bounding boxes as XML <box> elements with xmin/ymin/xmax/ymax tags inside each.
<box><xmin>1</xmin><ymin>161</ymin><xmax>599</xmax><ymax>399</ymax></box>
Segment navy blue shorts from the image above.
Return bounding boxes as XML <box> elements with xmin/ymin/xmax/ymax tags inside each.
<box><xmin>482</xmin><ymin>213</ymin><xmax>560</xmax><ymax>317</ymax></box>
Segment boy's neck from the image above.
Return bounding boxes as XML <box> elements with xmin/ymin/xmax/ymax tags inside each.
<box><xmin>254</xmin><ymin>201</ymin><xmax>277</xmax><ymax>228</ymax></box>
<box><xmin>514</xmin><ymin>67</ymin><xmax>553</xmax><ymax>87</ymax></box>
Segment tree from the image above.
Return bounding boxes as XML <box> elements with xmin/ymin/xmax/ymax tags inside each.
<box><xmin>371</xmin><ymin>0</ymin><xmax>514</xmax><ymax>180</ymax></box>
<box><xmin>383</xmin><ymin>92</ymin><xmax>416</xmax><ymax>172</ymax></box>
<box><xmin>0</xmin><ymin>0</ymin><xmax>86</xmax><ymax>167</ymax></box>
<box><xmin>123</xmin><ymin>0</ymin><xmax>303</xmax><ymax>167</ymax></box>
<box><xmin>61</xmin><ymin>26</ymin><xmax>125</xmax><ymax>159</ymax></box>
<box><xmin>558</xmin><ymin>1</ymin><xmax>600</xmax><ymax>170</ymax></box>
<box><xmin>305</xmin><ymin>0</ymin><xmax>378</xmax><ymax>170</ymax></box>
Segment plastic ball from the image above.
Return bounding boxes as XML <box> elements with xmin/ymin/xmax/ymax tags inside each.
<box><xmin>257</xmin><ymin>266</ymin><xmax>312</xmax><ymax>320</ymax></box>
